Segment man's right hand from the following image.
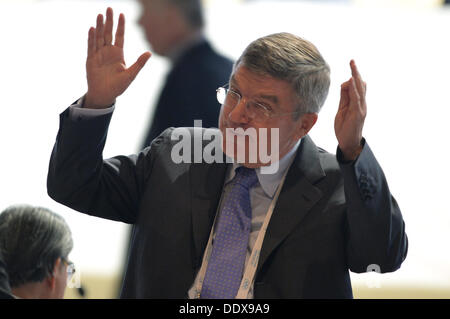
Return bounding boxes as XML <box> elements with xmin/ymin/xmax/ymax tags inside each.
<box><xmin>84</xmin><ymin>7</ymin><xmax>151</xmax><ymax>109</ymax></box>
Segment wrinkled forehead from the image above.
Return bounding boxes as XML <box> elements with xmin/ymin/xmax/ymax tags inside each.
<box><xmin>229</xmin><ymin>63</ymin><xmax>299</xmax><ymax>110</ymax></box>
<box><xmin>230</xmin><ymin>62</ymin><xmax>287</xmax><ymax>87</ymax></box>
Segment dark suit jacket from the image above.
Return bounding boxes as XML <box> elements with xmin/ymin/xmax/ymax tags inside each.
<box><xmin>47</xmin><ymin>109</ymin><xmax>407</xmax><ymax>298</ymax></box>
<box><xmin>142</xmin><ymin>40</ymin><xmax>233</xmax><ymax>148</ymax></box>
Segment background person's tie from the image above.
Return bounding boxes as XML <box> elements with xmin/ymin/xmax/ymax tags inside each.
<box><xmin>200</xmin><ymin>166</ymin><xmax>258</xmax><ymax>299</ymax></box>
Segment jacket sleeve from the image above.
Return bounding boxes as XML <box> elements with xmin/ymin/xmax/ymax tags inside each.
<box><xmin>338</xmin><ymin>139</ymin><xmax>408</xmax><ymax>273</ymax></box>
<box><xmin>47</xmin><ymin>106</ymin><xmax>165</xmax><ymax>224</ymax></box>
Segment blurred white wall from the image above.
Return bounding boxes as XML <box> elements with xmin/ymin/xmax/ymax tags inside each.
<box><xmin>0</xmin><ymin>0</ymin><xmax>449</xmax><ymax>292</ymax></box>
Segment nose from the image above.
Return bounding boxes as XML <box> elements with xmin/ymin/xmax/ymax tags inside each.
<box><xmin>228</xmin><ymin>98</ymin><xmax>250</xmax><ymax>124</ymax></box>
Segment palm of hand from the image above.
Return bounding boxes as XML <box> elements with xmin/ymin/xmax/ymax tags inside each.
<box><xmin>335</xmin><ymin>90</ymin><xmax>362</xmax><ymax>143</ymax></box>
<box><xmin>334</xmin><ymin>60</ymin><xmax>367</xmax><ymax>160</ymax></box>
<box><xmin>87</xmin><ymin>45</ymin><xmax>127</xmax><ymax>106</ymax></box>
<box><xmin>84</xmin><ymin>8</ymin><xmax>151</xmax><ymax>108</ymax></box>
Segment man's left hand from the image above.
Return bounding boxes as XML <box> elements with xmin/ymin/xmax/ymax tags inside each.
<box><xmin>335</xmin><ymin>60</ymin><xmax>367</xmax><ymax>161</ymax></box>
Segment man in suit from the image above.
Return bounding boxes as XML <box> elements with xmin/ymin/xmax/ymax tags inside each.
<box><xmin>137</xmin><ymin>0</ymin><xmax>233</xmax><ymax>147</ymax></box>
<box><xmin>47</xmin><ymin>8</ymin><xmax>407</xmax><ymax>298</ymax></box>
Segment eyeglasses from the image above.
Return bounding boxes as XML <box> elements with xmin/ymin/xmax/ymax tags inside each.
<box><xmin>62</xmin><ymin>258</ymin><xmax>76</xmax><ymax>279</ymax></box>
<box><xmin>216</xmin><ymin>84</ymin><xmax>302</xmax><ymax>122</ymax></box>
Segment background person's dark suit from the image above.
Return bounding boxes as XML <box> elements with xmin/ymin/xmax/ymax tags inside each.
<box><xmin>47</xmin><ymin>108</ymin><xmax>407</xmax><ymax>298</ymax></box>
<box><xmin>141</xmin><ymin>39</ymin><xmax>233</xmax><ymax>147</ymax></box>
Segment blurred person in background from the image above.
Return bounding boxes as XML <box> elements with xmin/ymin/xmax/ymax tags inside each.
<box><xmin>138</xmin><ymin>0</ymin><xmax>233</xmax><ymax>147</ymax></box>
<box><xmin>0</xmin><ymin>204</ymin><xmax>74</xmax><ymax>299</ymax></box>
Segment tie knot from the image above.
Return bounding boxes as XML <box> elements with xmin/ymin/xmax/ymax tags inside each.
<box><xmin>233</xmin><ymin>167</ymin><xmax>258</xmax><ymax>189</ymax></box>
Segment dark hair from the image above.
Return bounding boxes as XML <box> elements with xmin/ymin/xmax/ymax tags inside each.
<box><xmin>0</xmin><ymin>205</ymin><xmax>73</xmax><ymax>287</ymax></box>
<box><xmin>152</xmin><ymin>0</ymin><xmax>204</xmax><ymax>29</ymax></box>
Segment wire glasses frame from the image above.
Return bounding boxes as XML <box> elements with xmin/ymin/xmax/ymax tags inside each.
<box><xmin>216</xmin><ymin>84</ymin><xmax>303</xmax><ymax>122</ymax></box>
<box><xmin>62</xmin><ymin>258</ymin><xmax>76</xmax><ymax>280</ymax></box>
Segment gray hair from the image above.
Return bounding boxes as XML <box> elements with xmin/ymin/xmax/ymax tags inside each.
<box><xmin>234</xmin><ymin>32</ymin><xmax>330</xmax><ymax>117</ymax></box>
<box><xmin>0</xmin><ymin>204</ymin><xmax>73</xmax><ymax>288</ymax></box>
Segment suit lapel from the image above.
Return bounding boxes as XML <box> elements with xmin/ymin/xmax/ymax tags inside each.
<box><xmin>189</xmin><ymin>160</ymin><xmax>228</xmax><ymax>265</ymax></box>
<box><xmin>257</xmin><ymin>135</ymin><xmax>326</xmax><ymax>273</ymax></box>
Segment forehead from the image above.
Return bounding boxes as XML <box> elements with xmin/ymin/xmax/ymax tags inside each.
<box><xmin>230</xmin><ymin>64</ymin><xmax>297</xmax><ymax>103</ymax></box>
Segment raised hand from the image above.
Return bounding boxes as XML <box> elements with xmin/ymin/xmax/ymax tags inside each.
<box><xmin>85</xmin><ymin>8</ymin><xmax>151</xmax><ymax>109</ymax></box>
<box><xmin>334</xmin><ymin>60</ymin><xmax>367</xmax><ymax>161</ymax></box>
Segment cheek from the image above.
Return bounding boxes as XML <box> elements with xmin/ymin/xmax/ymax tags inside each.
<box><xmin>141</xmin><ymin>13</ymin><xmax>162</xmax><ymax>37</ymax></box>
<box><xmin>265</xmin><ymin>124</ymin><xmax>295</xmax><ymax>152</ymax></box>
<box><xmin>56</xmin><ymin>273</ymin><xmax>68</xmax><ymax>298</ymax></box>
<box><xmin>280</xmin><ymin>126</ymin><xmax>300</xmax><ymax>151</ymax></box>
<box><xmin>218</xmin><ymin>105</ymin><xmax>227</xmax><ymax>130</ymax></box>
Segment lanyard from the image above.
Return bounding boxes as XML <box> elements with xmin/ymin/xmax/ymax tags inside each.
<box><xmin>195</xmin><ymin>167</ymin><xmax>289</xmax><ymax>299</ymax></box>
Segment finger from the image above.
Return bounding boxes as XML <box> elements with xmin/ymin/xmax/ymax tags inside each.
<box><xmin>350</xmin><ymin>60</ymin><xmax>365</xmax><ymax>98</ymax></box>
<box><xmin>87</xmin><ymin>27</ymin><xmax>95</xmax><ymax>58</ymax></box>
<box><xmin>349</xmin><ymin>77</ymin><xmax>361</xmax><ymax>109</ymax></box>
<box><xmin>338</xmin><ymin>81</ymin><xmax>350</xmax><ymax>111</ymax></box>
<box><xmin>114</xmin><ymin>13</ymin><xmax>125</xmax><ymax>48</ymax></box>
<box><xmin>104</xmin><ymin>7</ymin><xmax>114</xmax><ymax>46</ymax></box>
<box><xmin>96</xmin><ymin>14</ymin><xmax>104</xmax><ymax>51</ymax></box>
<box><xmin>127</xmin><ymin>51</ymin><xmax>152</xmax><ymax>82</ymax></box>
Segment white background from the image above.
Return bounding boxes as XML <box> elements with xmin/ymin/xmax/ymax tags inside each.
<box><xmin>0</xmin><ymin>0</ymin><xmax>449</xmax><ymax>290</ymax></box>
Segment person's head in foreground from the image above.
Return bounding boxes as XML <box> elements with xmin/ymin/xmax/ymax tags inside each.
<box><xmin>0</xmin><ymin>204</ymin><xmax>74</xmax><ymax>299</ymax></box>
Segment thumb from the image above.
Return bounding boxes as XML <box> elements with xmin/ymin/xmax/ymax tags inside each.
<box><xmin>127</xmin><ymin>51</ymin><xmax>152</xmax><ymax>83</ymax></box>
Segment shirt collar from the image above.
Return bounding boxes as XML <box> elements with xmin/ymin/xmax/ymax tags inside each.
<box><xmin>225</xmin><ymin>139</ymin><xmax>302</xmax><ymax>198</ymax></box>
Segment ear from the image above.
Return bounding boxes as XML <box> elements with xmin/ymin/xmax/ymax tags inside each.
<box><xmin>46</xmin><ymin>258</ymin><xmax>62</xmax><ymax>291</ymax></box>
<box><xmin>295</xmin><ymin>113</ymin><xmax>318</xmax><ymax>139</ymax></box>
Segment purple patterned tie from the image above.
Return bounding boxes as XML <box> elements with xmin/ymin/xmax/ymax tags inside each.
<box><xmin>200</xmin><ymin>167</ymin><xmax>258</xmax><ymax>299</ymax></box>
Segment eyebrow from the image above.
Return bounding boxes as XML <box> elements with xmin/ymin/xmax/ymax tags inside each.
<box><xmin>229</xmin><ymin>76</ymin><xmax>238</xmax><ymax>88</ymax></box>
<box><xmin>229</xmin><ymin>77</ymin><xmax>280</xmax><ymax>106</ymax></box>
<box><xmin>258</xmin><ymin>95</ymin><xmax>279</xmax><ymax>105</ymax></box>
